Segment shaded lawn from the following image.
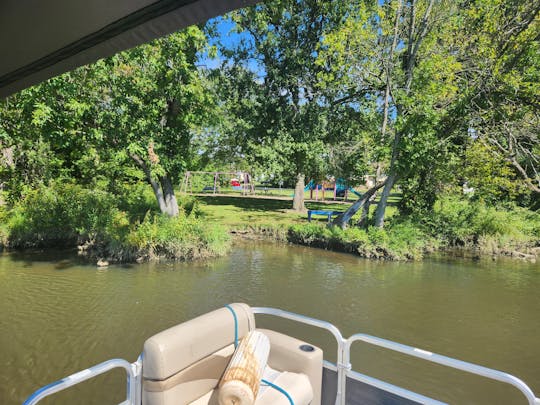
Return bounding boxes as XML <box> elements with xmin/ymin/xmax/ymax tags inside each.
<box><xmin>196</xmin><ymin>194</ymin><xmax>400</xmax><ymax>228</ymax></box>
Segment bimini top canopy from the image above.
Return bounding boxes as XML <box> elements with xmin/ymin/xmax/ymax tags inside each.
<box><xmin>0</xmin><ymin>0</ymin><xmax>255</xmax><ymax>99</ymax></box>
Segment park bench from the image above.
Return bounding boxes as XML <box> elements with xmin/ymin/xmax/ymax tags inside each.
<box><xmin>307</xmin><ymin>209</ymin><xmax>342</xmax><ymax>223</ymax></box>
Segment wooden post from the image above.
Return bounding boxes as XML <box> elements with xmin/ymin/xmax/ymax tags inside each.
<box><xmin>214</xmin><ymin>173</ymin><xmax>218</xmax><ymax>195</ymax></box>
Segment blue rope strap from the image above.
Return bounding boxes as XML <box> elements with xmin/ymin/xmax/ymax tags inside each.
<box><xmin>23</xmin><ymin>379</ymin><xmax>64</xmax><ymax>405</ymax></box>
<box><xmin>224</xmin><ymin>304</ymin><xmax>239</xmax><ymax>348</ymax></box>
<box><xmin>224</xmin><ymin>304</ymin><xmax>294</xmax><ymax>405</ymax></box>
<box><xmin>261</xmin><ymin>378</ymin><xmax>295</xmax><ymax>405</ymax></box>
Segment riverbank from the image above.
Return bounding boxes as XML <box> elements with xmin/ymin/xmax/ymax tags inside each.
<box><xmin>1</xmin><ymin>186</ymin><xmax>538</xmax><ymax>263</ymax></box>
<box><xmin>0</xmin><ymin>183</ymin><xmax>231</xmax><ymax>264</ymax></box>
<box><xmin>196</xmin><ymin>195</ymin><xmax>539</xmax><ymax>262</ymax></box>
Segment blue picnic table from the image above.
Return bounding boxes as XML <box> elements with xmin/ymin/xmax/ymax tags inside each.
<box><xmin>307</xmin><ymin>210</ymin><xmax>342</xmax><ymax>222</ymax></box>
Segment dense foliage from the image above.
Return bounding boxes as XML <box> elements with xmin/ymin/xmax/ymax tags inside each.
<box><xmin>0</xmin><ymin>0</ymin><xmax>538</xmax><ymax>261</ymax></box>
<box><xmin>1</xmin><ymin>182</ymin><xmax>229</xmax><ymax>261</ymax></box>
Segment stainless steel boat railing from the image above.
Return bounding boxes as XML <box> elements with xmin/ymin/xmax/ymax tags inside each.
<box><xmin>22</xmin><ymin>306</ymin><xmax>540</xmax><ymax>405</ymax></box>
<box><xmin>252</xmin><ymin>307</ymin><xmax>540</xmax><ymax>405</ymax></box>
<box><xmin>252</xmin><ymin>307</ymin><xmax>348</xmax><ymax>405</ymax></box>
<box><xmin>345</xmin><ymin>334</ymin><xmax>539</xmax><ymax>405</ymax></box>
<box><xmin>22</xmin><ymin>357</ymin><xmax>142</xmax><ymax>405</ymax></box>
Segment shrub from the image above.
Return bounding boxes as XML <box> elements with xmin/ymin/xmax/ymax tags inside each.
<box><xmin>115</xmin><ymin>182</ymin><xmax>157</xmax><ymax>221</ymax></box>
<box><xmin>123</xmin><ymin>212</ymin><xmax>230</xmax><ymax>261</ymax></box>
<box><xmin>0</xmin><ymin>206</ymin><xmax>7</xmax><ymax>249</ymax></box>
<box><xmin>7</xmin><ymin>181</ymin><xmax>119</xmax><ymax>247</ymax></box>
<box><xmin>423</xmin><ymin>195</ymin><xmax>540</xmax><ymax>250</ymax></box>
<box><xmin>288</xmin><ymin>221</ymin><xmax>430</xmax><ymax>260</ymax></box>
<box><xmin>176</xmin><ymin>194</ymin><xmax>201</xmax><ymax>217</ymax></box>
<box><xmin>3</xmin><ymin>181</ymin><xmax>231</xmax><ymax>262</ymax></box>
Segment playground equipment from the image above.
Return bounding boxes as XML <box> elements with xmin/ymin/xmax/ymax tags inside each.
<box><xmin>305</xmin><ymin>178</ymin><xmax>362</xmax><ymax>201</ymax></box>
<box><xmin>181</xmin><ymin>171</ymin><xmax>255</xmax><ymax>195</ymax></box>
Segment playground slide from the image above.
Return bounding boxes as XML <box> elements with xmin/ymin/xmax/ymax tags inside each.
<box><xmin>290</xmin><ymin>179</ymin><xmax>319</xmax><ymax>197</ymax></box>
<box><xmin>304</xmin><ymin>179</ymin><xmax>315</xmax><ymax>192</ymax></box>
<box><xmin>348</xmin><ymin>187</ymin><xmax>362</xmax><ymax>198</ymax></box>
<box><xmin>298</xmin><ymin>178</ymin><xmax>362</xmax><ymax>198</ymax></box>
<box><xmin>335</xmin><ymin>178</ymin><xmax>362</xmax><ymax>198</ymax></box>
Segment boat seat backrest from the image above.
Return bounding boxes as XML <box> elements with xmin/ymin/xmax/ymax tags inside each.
<box><xmin>142</xmin><ymin>303</ymin><xmax>255</xmax><ymax>405</ymax></box>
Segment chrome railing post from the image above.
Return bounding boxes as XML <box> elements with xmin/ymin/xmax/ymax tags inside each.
<box><xmin>336</xmin><ymin>340</ymin><xmax>351</xmax><ymax>405</ymax></box>
<box><xmin>130</xmin><ymin>356</ymin><xmax>143</xmax><ymax>405</ymax></box>
<box><xmin>251</xmin><ymin>307</ymin><xmax>346</xmax><ymax>405</ymax></box>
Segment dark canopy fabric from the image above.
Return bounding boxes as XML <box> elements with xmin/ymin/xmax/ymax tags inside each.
<box><xmin>0</xmin><ymin>0</ymin><xmax>255</xmax><ymax>98</ymax></box>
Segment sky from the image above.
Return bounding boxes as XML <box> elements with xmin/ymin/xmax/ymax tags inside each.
<box><xmin>199</xmin><ymin>16</ymin><xmax>264</xmax><ymax>77</ymax></box>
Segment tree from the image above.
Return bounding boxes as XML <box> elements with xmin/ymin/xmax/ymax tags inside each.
<box><xmin>88</xmin><ymin>27</ymin><xmax>215</xmax><ymax>216</ymax></box>
<box><xmin>456</xmin><ymin>0</ymin><xmax>540</xmax><ymax>196</ymax></box>
<box><xmin>0</xmin><ymin>67</ymin><xmax>108</xmax><ymax>201</ymax></box>
<box><xmin>320</xmin><ymin>0</ymin><xmax>482</xmax><ymax>227</ymax></box>
<box><xmin>219</xmin><ymin>0</ymin><xmax>350</xmax><ymax>211</ymax></box>
<box><xmin>1</xmin><ymin>27</ymin><xmax>216</xmax><ymax>217</ymax></box>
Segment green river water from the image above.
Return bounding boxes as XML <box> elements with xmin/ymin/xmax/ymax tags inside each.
<box><xmin>1</xmin><ymin>241</ymin><xmax>539</xmax><ymax>405</ymax></box>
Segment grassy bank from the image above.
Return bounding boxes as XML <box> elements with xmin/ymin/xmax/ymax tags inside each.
<box><xmin>195</xmin><ymin>194</ymin><xmax>539</xmax><ymax>261</ymax></box>
<box><xmin>0</xmin><ymin>182</ymin><xmax>230</xmax><ymax>263</ymax></box>
<box><xmin>1</xmin><ymin>185</ymin><xmax>537</xmax><ymax>262</ymax></box>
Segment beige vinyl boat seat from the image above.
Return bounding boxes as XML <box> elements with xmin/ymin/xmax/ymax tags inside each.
<box><xmin>142</xmin><ymin>303</ymin><xmax>323</xmax><ymax>405</ymax></box>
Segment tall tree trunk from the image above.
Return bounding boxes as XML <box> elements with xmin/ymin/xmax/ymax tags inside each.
<box><xmin>357</xmin><ymin>192</ymin><xmax>376</xmax><ymax>227</ymax></box>
<box><xmin>373</xmin><ymin>0</ymin><xmax>434</xmax><ymax>228</ymax></box>
<box><xmin>371</xmin><ymin>0</ymin><xmax>401</xmax><ymax>228</ymax></box>
<box><xmin>374</xmin><ymin>127</ymin><xmax>402</xmax><ymax>227</ymax></box>
<box><xmin>292</xmin><ymin>173</ymin><xmax>306</xmax><ymax>212</ymax></box>
<box><xmin>332</xmin><ymin>180</ymin><xmax>387</xmax><ymax>229</ymax></box>
<box><xmin>130</xmin><ymin>154</ymin><xmax>179</xmax><ymax>217</ymax></box>
<box><xmin>381</xmin><ymin>0</ymin><xmax>401</xmax><ymax>140</ymax></box>
<box><xmin>160</xmin><ymin>175</ymin><xmax>180</xmax><ymax>217</ymax></box>
<box><xmin>334</xmin><ymin>2</ymin><xmax>402</xmax><ymax>230</ymax></box>
<box><xmin>374</xmin><ymin>172</ymin><xmax>397</xmax><ymax>227</ymax></box>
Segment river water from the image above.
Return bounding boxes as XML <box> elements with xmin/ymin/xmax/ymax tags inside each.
<box><xmin>1</xmin><ymin>241</ymin><xmax>539</xmax><ymax>405</ymax></box>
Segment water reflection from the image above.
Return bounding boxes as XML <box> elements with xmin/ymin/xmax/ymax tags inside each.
<box><xmin>0</xmin><ymin>242</ymin><xmax>539</xmax><ymax>405</ymax></box>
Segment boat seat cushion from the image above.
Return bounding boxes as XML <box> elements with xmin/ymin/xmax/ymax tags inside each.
<box><xmin>142</xmin><ymin>304</ymin><xmax>320</xmax><ymax>405</ymax></box>
<box><xmin>143</xmin><ymin>303</ymin><xmax>255</xmax><ymax>381</ymax></box>
<box><xmin>142</xmin><ymin>303</ymin><xmax>255</xmax><ymax>405</ymax></box>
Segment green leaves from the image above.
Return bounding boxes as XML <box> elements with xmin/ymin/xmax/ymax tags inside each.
<box><xmin>30</xmin><ymin>102</ymin><xmax>53</xmax><ymax>127</ymax></box>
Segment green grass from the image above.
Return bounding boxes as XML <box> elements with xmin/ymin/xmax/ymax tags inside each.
<box><xmin>193</xmin><ymin>192</ymin><xmax>538</xmax><ymax>261</ymax></box>
<box><xmin>195</xmin><ymin>193</ymin><xmax>399</xmax><ymax>229</ymax></box>
<box><xmin>197</xmin><ymin>195</ymin><xmax>300</xmax><ymax>228</ymax></box>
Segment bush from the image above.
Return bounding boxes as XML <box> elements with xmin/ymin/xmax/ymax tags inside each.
<box><xmin>121</xmin><ymin>212</ymin><xmax>230</xmax><ymax>261</ymax></box>
<box><xmin>0</xmin><ymin>205</ymin><xmax>8</xmax><ymax>249</ymax></box>
<box><xmin>7</xmin><ymin>181</ymin><xmax>120</xmax><ymax>247</ymax></box>
<box><xmin>3</xmin><ymin>181</ymin><xmax>231</xmax><ymax>262</ymax></box>
<box><xmin>115</xmin><ymin>182</ymin><xmax>158</xmax><ymax>222</ymax></box>
<box><xmin>176</xmin><ymin>194</ymin><xmax>201</xmax><ymax>217</ymax></box>
<box><xmin>422</xmin><ymin>195</ymin><xmax>540</xmax><ymax>250</ymax></box>
<box><xmin>288</xmin><ymin>221</ymin><xmax>430</xmax><ymax>260</ymax></box>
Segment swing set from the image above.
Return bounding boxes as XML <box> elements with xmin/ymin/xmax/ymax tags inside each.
<box><xmin>181</xmin><ymin>171</ymin><xmax>255</xmax><ymax>195</ymax></box>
